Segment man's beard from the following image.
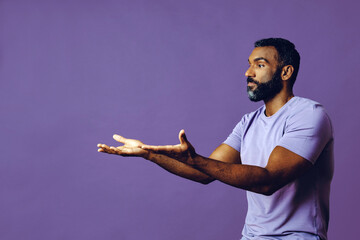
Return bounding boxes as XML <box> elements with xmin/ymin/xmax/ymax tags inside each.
<box><xmin>247</xmin><ymin>68</ymin><xmax>283</xmax><ymax>102</ymax></box>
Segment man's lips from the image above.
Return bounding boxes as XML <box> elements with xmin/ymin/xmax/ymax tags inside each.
<box><xmin>247</xmin><ymin>82</ymin><xmax>257</xmax><ymax>87</ymax></box>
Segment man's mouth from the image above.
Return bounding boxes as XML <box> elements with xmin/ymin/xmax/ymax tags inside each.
<box><xmin>247</xmin><ymin>82</ymin><xmax>257</xmax><ymax>87</ymax></box>
<box><xmin>247</xmin><ymin>77</ymin><xmax>259</xmax><ymax>87</ymax></box>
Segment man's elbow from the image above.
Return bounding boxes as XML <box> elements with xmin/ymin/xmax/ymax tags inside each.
<box><xmin>199</xmin><ymin>177</ymin><xmax>215</xmax><ymax>185</ymax></box>
<box><xmin>256</xmin><ymin>185</ymin><xmax>279</xmax><ymax>196</ymax></box>
<box><xmin>262</xmin><ymin>187</ymin><xmax>276</xmax><ymax>196</ymax></box>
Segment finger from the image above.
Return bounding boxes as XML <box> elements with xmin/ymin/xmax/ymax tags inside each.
<box><xmin>113</xmin><ymin>134</ymin><xmax>127</xmax><ymax>144</ymax></box>
<box><xmin>98</xmin><ymin>143</ymin><xmax>110</xmax><ymax>149</ymax></box>
<box><xmin>179</xmin><ymin>129</ymin><xmax>188</xmax><ymax>144</ymax></box>
<box><xmin>97</xmin><ymin>143</ymin><xmax>109</xmax><ymax>148</ymax></box>
<box><xmin>110</xmin><ymin>146</ymin><xmax>124</xmax><ymax>153</ymax></box>
<box><xmin>178</xmin><ymin>130</ymin><xmax>184</xmax><ymax>144</ymax></box>
<box><xmin>98</xmin><ymin>147</ymin><xmax>115</xmax><ymax>154</ymax></box>
<box><xmin>98</xmin><ymin>143</ymin><xmax>118</xmax><ymax>154</ymax></box>
<box><xmin>97</xmin><ymin>148</ymin><xmax>114</xmax><ymax>154</ymax></box>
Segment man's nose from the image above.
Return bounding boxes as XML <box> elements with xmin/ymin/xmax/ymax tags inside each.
<box><xmin>245</xmin><ymin>66</ymin><xmax>255</xmax><ymax>78</ymax></box>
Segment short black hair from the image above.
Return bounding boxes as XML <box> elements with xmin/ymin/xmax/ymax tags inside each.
<box><xmin>254</xmin><ymin>38</ymin><xmax>300</xmax><ymax>88</ymax></box>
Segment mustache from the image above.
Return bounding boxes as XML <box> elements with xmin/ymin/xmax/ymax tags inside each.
<box><xmin>247</xmin><ymin>77</ymin><xmax>259</xmax><ymax>85</ymax></box>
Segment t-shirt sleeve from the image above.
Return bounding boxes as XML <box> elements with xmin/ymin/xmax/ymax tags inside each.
<box><xmin>223</xmin><ymin>117</ymin><xmax>245</xmax><ymax>152</ymax></box>
<box><xmin>277</xmin><ymin>105</ymin><xmax>333</xmax><ymax>164</ymax></box>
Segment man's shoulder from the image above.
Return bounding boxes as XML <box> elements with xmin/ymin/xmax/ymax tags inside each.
<box><xmin>287</xmin><ymin>96</ymin><xmax>329</xmax><ymax>118</ymax></box>
<box><xmin>286</xmin><ymin>97</ymin><xmax>333</xmax><ymax>135</ymax></box>
<box><xmin>290</xmin><ymin>96</ymin><xmax>322</xmax><ymax>108</ymax></box>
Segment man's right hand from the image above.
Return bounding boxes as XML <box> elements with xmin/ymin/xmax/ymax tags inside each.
<box><xmin>97</xmin><ymin>131</ymin><xmax>214</xmax><ymax>184</ymax></box>
<box><xmin>97</xmin><ymin>135</ymin><xmax>149</xmax><ymax>158</ymax></box>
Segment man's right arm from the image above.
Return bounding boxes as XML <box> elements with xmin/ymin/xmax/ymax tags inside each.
<box><xmin>98</xmin><ymin>133</ymin><xmax>241</xmax><ymax>185</ymax></box>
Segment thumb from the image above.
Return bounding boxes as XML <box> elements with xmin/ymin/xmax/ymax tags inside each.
<box><xmin>113</xmin><ymin>134</ymin><xmax>126</xmax><ymax>143</ymax></box>
<box><xmin>178</xmin><ymin>129</ymin><xmax>188</xmax><ymax>145</ymax></box>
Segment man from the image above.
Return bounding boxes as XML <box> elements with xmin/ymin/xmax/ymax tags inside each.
<box><xmin>98</xmin><ymin>38</ymin><xmax>334</xmax><ymax>240</ymax></box>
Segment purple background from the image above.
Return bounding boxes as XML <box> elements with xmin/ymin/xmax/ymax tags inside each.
<box><xmin>1</xmin><ymin>0</ymin><xmax>359</xmax><ymax>239</ymax></box>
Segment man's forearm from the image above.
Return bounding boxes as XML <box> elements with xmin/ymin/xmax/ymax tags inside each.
<box><xmin>191</xmin><ymin>154</ymin><xmax>273</xmax><ymax>194</ymax></box>
<box><xmin>146</xmin><ymin>152</ymin><xmax>215</xmax><ymax>184</ymax></box>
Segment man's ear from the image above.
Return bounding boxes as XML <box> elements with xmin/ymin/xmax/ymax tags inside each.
<box><xmin>281</xmin><ymin>65</ymin><xmax>294</xmax><ymax>81</ymax></box>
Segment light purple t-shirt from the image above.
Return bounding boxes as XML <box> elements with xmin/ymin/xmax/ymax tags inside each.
<box><xmin>224</xmin><ymin>97</ymin><xmax>334</xmax><ymax>240</ymax></box>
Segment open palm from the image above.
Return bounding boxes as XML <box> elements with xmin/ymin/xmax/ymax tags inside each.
<box><xmin>97</xmin><ymin>135</ymin><xmax>149</xmax><ymax>158</ymax></box>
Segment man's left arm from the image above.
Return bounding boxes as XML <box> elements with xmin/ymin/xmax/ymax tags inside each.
<box><xmin>188</xmin><ymin>146</ymin><xmax>312</xmax><ymax>195</ymax></box>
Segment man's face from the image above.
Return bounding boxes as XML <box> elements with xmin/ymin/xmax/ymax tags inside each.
<box><xmin>245</xmin><ymin>46</ymin><xmax>283</xmax><ymax>102</ymax></box>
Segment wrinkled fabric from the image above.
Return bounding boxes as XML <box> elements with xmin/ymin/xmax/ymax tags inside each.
<box><xmin>224</xmin><ymin>97</ymin><xmax>334</xmax><ymax>240</ymax></box>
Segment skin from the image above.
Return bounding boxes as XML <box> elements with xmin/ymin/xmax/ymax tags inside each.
<box><xmin>97</xmin><ymin>46</ymin><xmax>312</xmax><ymax>195</ymax></box>
<box><xmin>246</xmin><ymin>46</ymin><xmax>294</xmax><ymax>116</ymax></box>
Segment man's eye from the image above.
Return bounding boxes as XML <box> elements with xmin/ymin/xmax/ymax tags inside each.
<box><xmin>258</xmin><ymin>64</ymin><xmax>265</xmax><ymax>68</ymax></box>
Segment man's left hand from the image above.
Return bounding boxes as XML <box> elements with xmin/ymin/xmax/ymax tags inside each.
<box><xmin>141</xmin><ymin>129</ymin><xmax>197</xmax><ymax>165</ymax></box>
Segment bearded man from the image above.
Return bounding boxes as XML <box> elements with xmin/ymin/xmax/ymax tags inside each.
<box><xmin>98</xmin><ymin>38</ymin><xmax>334</xmax><ymax>240</ymax></box>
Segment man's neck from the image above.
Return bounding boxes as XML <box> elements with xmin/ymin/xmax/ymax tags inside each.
<box><xmin>264</xmin><ymin>91</ymin><xmax>294</xmax><ymax>117</ymax></box>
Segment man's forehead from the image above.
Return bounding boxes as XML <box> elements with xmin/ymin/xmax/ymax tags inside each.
<box><xmin>248</xmin><ymin>46</ymin><xmax>278</xmax><ymax>63</ymax></box>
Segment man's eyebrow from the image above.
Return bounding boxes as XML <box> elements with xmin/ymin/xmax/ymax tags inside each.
<box><xmin>248</xmin><ymin>57</ymin><xmax>270</xmax><ymax>63</ymax></box>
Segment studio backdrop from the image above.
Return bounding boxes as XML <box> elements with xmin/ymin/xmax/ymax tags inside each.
<box><xmin>0</xmin><ymin>0</ymin><xmax>359</xmax><ymax>239</ymax></box>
